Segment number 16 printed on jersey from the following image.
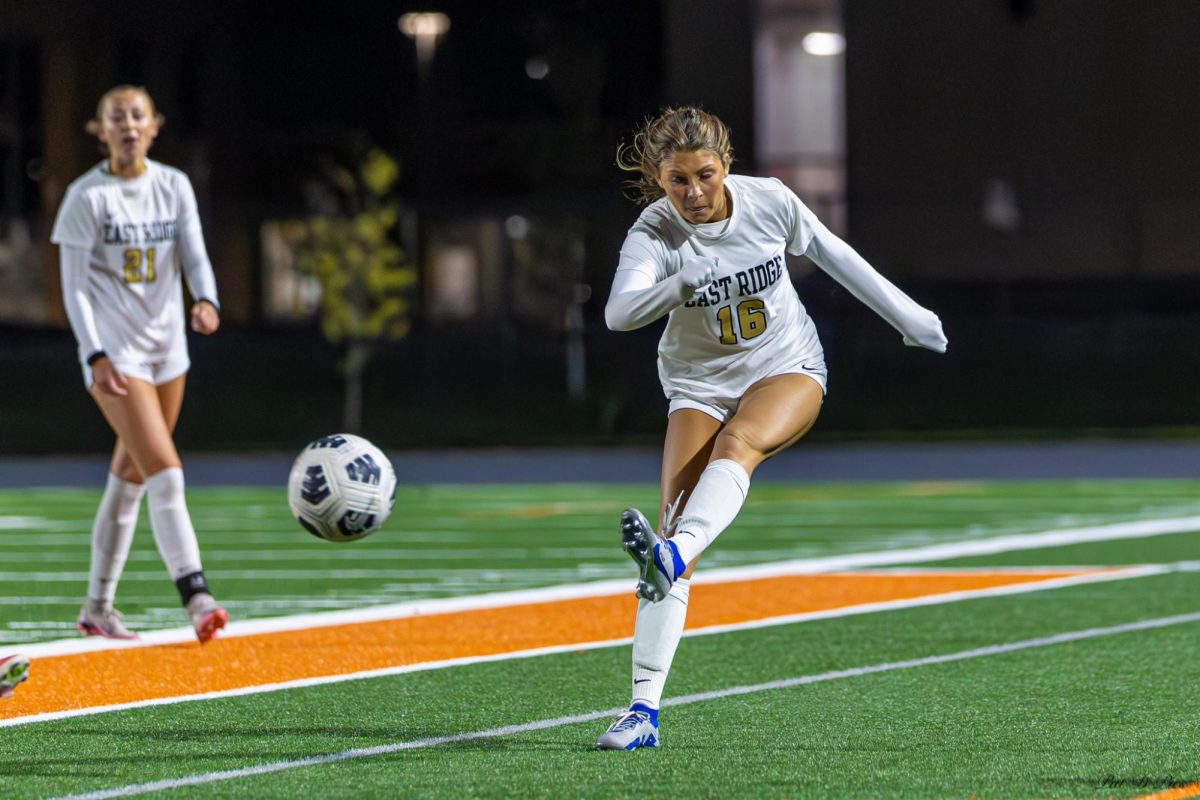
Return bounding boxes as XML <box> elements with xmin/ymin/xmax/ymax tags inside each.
<box><xmin>715</xmin><ymin>298</ymin><xmax>767</xmax><ymax>344</ymax></box>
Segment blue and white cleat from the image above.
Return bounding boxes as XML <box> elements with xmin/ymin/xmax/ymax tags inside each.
<box><xmin>595</xmin><ymin>704</ymin><xmax>659</xmax><ymax>750</ymax></box>
<box><xmin>0</xmin><ymin>653</ymin><xmax>29</xmax><ymax>698</ymax></box>
<box><xmin>620</xmin><ymin>508</ymin><xmax>686</xmax><ymax>602</ymax></box>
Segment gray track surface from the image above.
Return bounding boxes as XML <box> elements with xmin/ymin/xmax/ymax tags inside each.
<box><xmin>0</xmin><ymin>440</ymin><xmax>1197</xmax><ymax>488</ymax></box>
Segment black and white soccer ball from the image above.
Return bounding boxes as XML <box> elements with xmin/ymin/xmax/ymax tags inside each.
<box><xmin>287</xmin><ymin>433</ymin><xmax>397</xmax><ymax>542</ymax></box>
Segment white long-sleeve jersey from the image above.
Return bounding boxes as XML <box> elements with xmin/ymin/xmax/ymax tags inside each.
<box><xmin>51</xmin><ymin>159</ymin><xmax>218</xmax><ymax>370</ymax></box>
<box><xmin>606</xmin><ymin>174</ymin><xmax>946</xmax><ymax>401</ymax></box>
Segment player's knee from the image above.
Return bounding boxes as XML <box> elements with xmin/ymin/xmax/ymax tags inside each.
<box><xmin>143</xmin><ymin>457</ymin><xmax>183</xmax><ymax>478</ymax></box>
<box><xmin>111</xmin><ymin>452</ymin><xmax>142</xmax><ymax>483</ymax></box>
<box><xmin>138</xmin><ymin>439</ymin><xmax>184</xmax><ymax>477</ymax></box>
<box><xmin>126</xmin><ymin>449</ymin><xmax>182</xmax><ymax>481</ymax></box>
<box><xmin>114</xmin><ymin>463</ymin><xmax>143</xmax><ymax>483</ymax></box>
<box><xmin>717</xmin><ymin>426</ymin><xmax>765</xmax><ymax>464</ymax></box>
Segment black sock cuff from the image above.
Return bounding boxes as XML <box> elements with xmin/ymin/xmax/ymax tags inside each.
<box><xmin>175</xmin><ymin>571</ymin><xmax>210</xmax><ymax>605</ymax></box>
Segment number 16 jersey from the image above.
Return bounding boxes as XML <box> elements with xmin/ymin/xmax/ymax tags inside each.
<box><xmin>615</xmin><ymin>174</ymin><xmax>826</xmax><ymax>402</ymax></box>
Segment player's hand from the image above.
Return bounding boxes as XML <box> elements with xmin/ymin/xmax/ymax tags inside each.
<box><xmin>91</xmin><ymin>356</ymin><xmax>129</xmax><ymax>397</ymax></box>
<box><xmin>191</xmin><ymin>300</ymin><xmax>220</xmax><ymax>335</ymax></box>
<box><xmin>903</xmin><ymin>313</ymin><xmax>948</xmax><ymax>353</ymax></box>
<box><xmin>678</xmin><ymin>255</ymin><xmax>718</xmax><ymax>290</ymax></box>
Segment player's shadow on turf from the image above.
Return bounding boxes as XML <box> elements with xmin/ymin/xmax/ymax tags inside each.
<box><xmin>40</xmin><ymin>724</ymin><xmax>418</xmax><ymax>741</ymax></box>
<box><xmin>439</xmin><ymin>737</ymin><xmax>666</xmax><ymax>753</ymax></box>
<box><xmin>1055</xmin><ymin>776</ymin><xmax>1197</xmax><ymax>790</ymax></box>
<box><xmin>0</xmin><ymin>752</ymin><xmax>319</xmax><ymax>779</ymax></box>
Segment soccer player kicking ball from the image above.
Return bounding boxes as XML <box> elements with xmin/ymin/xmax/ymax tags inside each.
<box><xmin>1</xmin><ymin>654</ymin><xmax>29</xmax><ymax>698</ymax></box>
<box><xmin>596</xmin><ymin>107</ymin><xmax>947</xmax><ymax>750</ymax></box>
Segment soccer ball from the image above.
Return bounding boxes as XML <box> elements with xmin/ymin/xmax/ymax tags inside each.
<box><xmin>287</xmin><ymin>433</ymin><xmax>397</xmax><ymax>542</ymax></box>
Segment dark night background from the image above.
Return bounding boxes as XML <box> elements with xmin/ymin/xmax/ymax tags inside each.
<box><xmin>0</xmin><ymin>0</ymin><xmax>1197</xmax><ymax>454</ymax></box>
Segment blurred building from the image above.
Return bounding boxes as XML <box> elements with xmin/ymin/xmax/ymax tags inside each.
<box><xmin>1</xmin><ymin>0</ymin><xmax>1197</xmax><ymax>452</ymax></box>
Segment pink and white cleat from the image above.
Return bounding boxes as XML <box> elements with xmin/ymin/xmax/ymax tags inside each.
<box><xmin>77</xmin><ymin>602</ymin><xmax>139</xmax><ymax>640</ymax></box>
<box><xmin>186</xmin><ymin>593</ymin><xmax>228</xmax><ymax>644</ymax></box>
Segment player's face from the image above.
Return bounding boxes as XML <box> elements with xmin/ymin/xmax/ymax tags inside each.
<box><xmin>98</xmin><ymin>90</ymin><xmax>159</xmax><ymax>168</ymax></box>
<box><xmin>657</xmin><ymin>149</ymin><xmax>729</xmax><ymax>224</ymax></box>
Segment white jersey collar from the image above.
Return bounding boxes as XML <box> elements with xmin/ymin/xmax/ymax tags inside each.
<box><xmin>97</xmin><ymin>159</ymin><xmax>157</xmax><ymax>193</ymax></box>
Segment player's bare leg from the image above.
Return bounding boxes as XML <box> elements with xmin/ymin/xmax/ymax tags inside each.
<box><xmin>711</xmin><ymin>372</ymin><xmax>824</xmax><ymax>471</ymax></box>
<box><xmin>90</xmin><ymin>376</ymin><xmax>182</xmax><ymax>476</ymax></box>
<box><xmin>89</xmin><ymin>376</ymin><xmax>226</xmax><ymax>642</ymax></box>
<box><xmin>669</xmin><ymin>373</ymin><xmax>823</xmax><ymax>568</ymax></box>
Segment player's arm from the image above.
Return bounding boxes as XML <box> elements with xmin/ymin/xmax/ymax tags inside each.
<box><xmin>177</xmin><ymin>174</ymin><xmax>220</xmax><ymax>334</ymax></box>
<box><xmin>604</xmin><ymin>238</ymin><xmax>717</xmax><ymax>331</ymax></box>
<box><xmin>59</xmin><ymin>245</ymin><xmax>127</xmax><ymax>395</ymax></box>
<box><xmin>788</xmin><ymin>192</ymin><xmax>946</xmax><ymax>353</ymax></box>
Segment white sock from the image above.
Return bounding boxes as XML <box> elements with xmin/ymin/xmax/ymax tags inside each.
<box><xmin>145</xmin><ymin>467</ymin><xmax>203</xmax><ymax>580</ymax></box>
<box><xmin>631</xmin><ymin>577</ymin><xmax>690</xmax><ymax>709</ymax></box>
<box><xmin>669</xmin><ymin>459</ymin><xmax>750</xmax><ymax>566</ymax></box>
<box><xmin>87</xmin><ymin>473</ymin><xmax>145</xmax><ymax>605</ymax></box>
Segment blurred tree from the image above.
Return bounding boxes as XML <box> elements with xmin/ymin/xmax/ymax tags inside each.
<box><xmin>282</xmin><ymin>145</ymin><xmax>417</xmax><ymax>433</ymax></box>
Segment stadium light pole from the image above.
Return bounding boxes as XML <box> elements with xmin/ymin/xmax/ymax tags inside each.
<box><xmin>398</xmin><ymin>11</ymin><xmax>449</xmax><ymax>202</ymax></box>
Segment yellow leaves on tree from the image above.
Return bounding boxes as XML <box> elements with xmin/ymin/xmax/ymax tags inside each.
<box><xmin>280</xmin><ymin>145</ymin><xmax>417</xmax><ymax>431</ymax></box>
<box><xmin>285</xmin><ymin>148</ymin><xmax>416</xmax><ymax>346</ymax></box>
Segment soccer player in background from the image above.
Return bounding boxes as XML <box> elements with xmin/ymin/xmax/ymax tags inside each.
<box><xmin>596</xmin><ymin>106</ymin><xmax>947</xmax><ymax>749</ymax></box>
<box><xmin>0</xmin><ymin>653</ymin><xmax>29</xmax><ymax>698</ymax></box>
<box><xmin>50</xmin><ymin>85</ymin><xmax>227</xmax><ymax>644</ymax></box>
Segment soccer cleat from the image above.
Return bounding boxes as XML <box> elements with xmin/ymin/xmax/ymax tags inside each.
<box><xmin>186</xmin><ymin>593</ymin><xmax>228</xmax><ymax>644</ymax></box>
<box><xmin>595</xmin><ymin>705</ymin><xmax>659</xmax><ymax>750</ymax></box>
<box><xmin>77</xmin><ymin>601</ymin><xmax>139</xmax><ymax>640</ymax></box>
<box><xmin>0</xmin><ymin>653</ymin><xmax>30</xmax><ymax>698</ymax></box>
<box><xmin>620</xmin><ymin>508</ymin><xmax>686</xmax><ymax>602</ymax></box>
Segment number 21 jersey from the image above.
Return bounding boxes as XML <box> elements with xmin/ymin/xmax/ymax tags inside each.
<box><xmin>51</xmin><ymin>159</ymin><xmax>201</xmax><ymax>363</ymax></box>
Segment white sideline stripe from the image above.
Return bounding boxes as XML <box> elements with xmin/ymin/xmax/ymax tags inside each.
<box><xmin>678</xmin><ymin>565</ymin><xmax>1173</xmax><ymax>639</ymax></box>
<box><xmin>0</xmin><ymin>564</ymin><xmax>1171</xmax><ymax>730</ymax></box>
<box><xmin>14</xmin><ymin>514</ymin><xmax>1200</xmax><ymax>659</ymax></box>
<box><xmin>697</xmin><ymin>514</ymin><xmax>1200</xmax><ymax>580</ymax></box>
<box><xmin>49</xmin><ymin>610</ymin><xmax>1200</xmax><ymax>800</ymax></box>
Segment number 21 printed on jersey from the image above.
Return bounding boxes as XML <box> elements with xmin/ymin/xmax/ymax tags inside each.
<box><xmin>122</xmin><ymin>247</ymin><xmax>157</xmax><ymax>284</ymax></box>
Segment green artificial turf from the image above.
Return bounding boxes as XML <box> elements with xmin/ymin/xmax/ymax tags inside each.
<box><xmin>1</xmin><ymin>479</ymin><xmax>1198</xmax><ymax>798</ymax></box>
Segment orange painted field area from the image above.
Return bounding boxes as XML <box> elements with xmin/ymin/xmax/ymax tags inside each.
<box><xmin>1</xmin><ymin>570</ymin><xmax>1094</xmax><ymax>722</ymax></box>
<box><xmin>1133</xmin><ymin>784</ymin><xmax>1200</xmax><ymax>800</ymax></box>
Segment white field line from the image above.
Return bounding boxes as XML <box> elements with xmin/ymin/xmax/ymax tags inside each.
<box><xmin>11</xmin><ymin>515</ymin><xmax>1200</xmax><ymax>662</ymax></box>
<box><xmin>2</xmin><ymin>569</ymin><xmax>634</xmax><ymax>581</ymax></box>
<box><xmin>12</xmin><ymin>514</ymin><xmax>1200</xmax><ymax>659</ymax></box>
<box><xmin>49</xmin><ymin>610</ymin><xmax>1200</xmax><ymax>800</ymax></box>
<box><xmin>0</xmin><ymin>548</ymin><xmax>628</xmax><ymax>562</ymax></box>
<box><xmin>703</xmin><ymin>515</ymin><xmax>1200</xmax><ymax>580</ymax></box>
<box><xmin>0</xmin><ymin>564</ymin><xmax>1175</xmax><ymax>730</ymax></box>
